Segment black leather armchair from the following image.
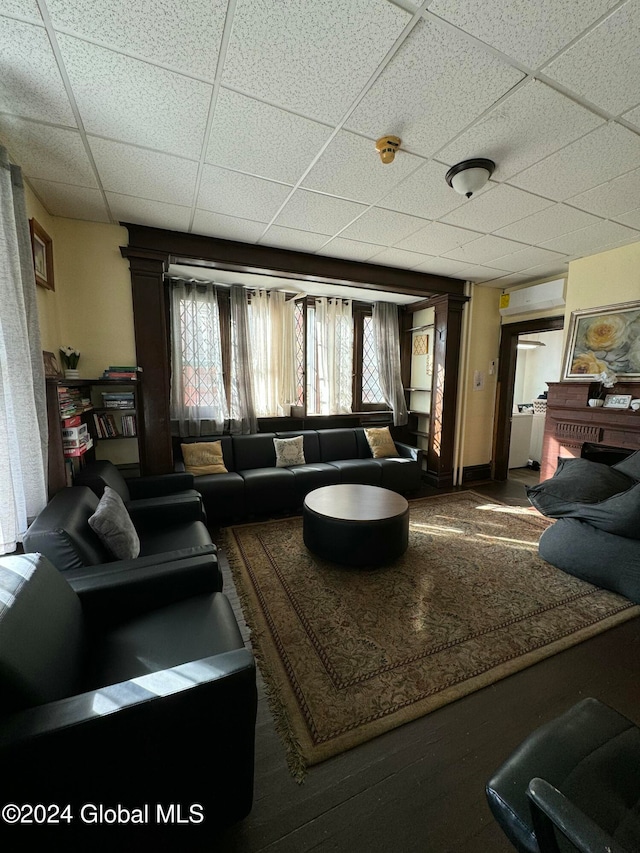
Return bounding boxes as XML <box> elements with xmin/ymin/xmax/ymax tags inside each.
<box><xmin>73</xmin><ymin>458</ymin><xmax>206</xmax><ymax>525</ymax></box>
<box><xmin>0</xmin><ymin>552</ymin><xmax>257</xmax><ymax>848</ymax></box>
<box><xmin>486</xmin><ymin>697</ymin><xmax>640</xmax><ymax>852</ymax></box>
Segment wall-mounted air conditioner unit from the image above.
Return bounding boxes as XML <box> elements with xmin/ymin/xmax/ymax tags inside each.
<box><xmin>499</xmin><ymin>279</ymin><xmax>565</xmax><ymax>317</ymax></box>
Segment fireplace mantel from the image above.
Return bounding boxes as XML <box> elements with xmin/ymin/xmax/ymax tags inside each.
<box><xmin>541</xmin><ymin>381</ymin><xmax>640</xmax><ymax>481</ymax></box>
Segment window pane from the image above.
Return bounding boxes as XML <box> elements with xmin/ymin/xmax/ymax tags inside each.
<box><xmin>361</xmin><ymin>315</ymin><xmax>384</xmax><ymax>404</ymax></box>
<box><xmin>294</xmin><ymin>300</ymin><xmax>305</xmax><ymax>407</ymax></box>
<box><xmin>179</xmin><ymin>297</ymin><xmax>226</xmax><ymax>409</ymax></box>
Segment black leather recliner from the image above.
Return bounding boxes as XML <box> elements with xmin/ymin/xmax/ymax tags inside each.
<box><xmin>73</xmin><ymin>458</ymin><xmax>206</xmax><ymax>524</ymax></box>
<box><xmin>486</xmin><ymin>697</ymin><xmax>640</xmax><ymax>852</ymax></box>
<box><xmin>0</xmin><ymin>552</ymin><xmax>257</xmax><ymax>848</ymax></box>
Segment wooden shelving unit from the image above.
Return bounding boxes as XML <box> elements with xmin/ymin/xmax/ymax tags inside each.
<box><xmin>46</xmin><ymin>378</ymin><xmax>144</xmax><ymax>497</ymax></box>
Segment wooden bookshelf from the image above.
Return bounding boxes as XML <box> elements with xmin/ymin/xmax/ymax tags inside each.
<box><xmin>46</xmin><ymin>378</ymin><xmax>144</xmax><ymax>497</ymax></box>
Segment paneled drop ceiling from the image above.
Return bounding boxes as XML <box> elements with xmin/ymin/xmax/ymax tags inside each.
<box><xmin>2</xmin><ymin>0</ymin><xmax>640</xmax><ymax>288</ymax></box>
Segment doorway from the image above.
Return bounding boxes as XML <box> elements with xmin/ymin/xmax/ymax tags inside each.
<box><xmin>492</xmin><ymin>316</ymin><xmax>564</xmax><ymax>481</ymax></box>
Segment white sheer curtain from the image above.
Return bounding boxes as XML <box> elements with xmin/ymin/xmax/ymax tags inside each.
<box><xmin>373</xmin><ymin>301</ymin><xmax>408</xmax><ymax>426</ymax></box>
<box><xmin>0</xmin><ymin>145</ymin><xmax>48</xmax><ymax>554</ymax></box>
<box><xmin>229</xmin><ymin>284</ymin><xmax>257</xmax><ymax>434</ymax></box>
<box><xmin>169</xmin><ymin>279</ymin><xmax>228</xmax><ymax>436</ymax></box>
<box><xmin>249</xmin><ymin>289</ymin><xmax>296</xmax><ymax>417</ymax></box>
<box><xmin>315</xmin><ymin>297</ymin><xmax>353</xmax><ymax>415</ymax></box>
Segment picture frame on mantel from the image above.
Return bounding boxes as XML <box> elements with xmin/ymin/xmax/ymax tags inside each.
<box><xmin>29</xmin><ymin>218</ymin><xmax>55</xmax><ymax>291</ymax></box>
<box><xmin>561</xmin><ymin>300</ymin><xmax>640</xmax><ymax>381</ymax></box>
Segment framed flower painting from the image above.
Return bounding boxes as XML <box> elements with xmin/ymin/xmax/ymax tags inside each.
<box><xmin>562</xmin><ymin>301</ymin><xmax>640</xmax><ymax>381</ymax></box>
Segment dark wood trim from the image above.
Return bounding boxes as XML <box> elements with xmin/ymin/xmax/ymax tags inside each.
<box><xmin>120</xmin><ymin>249</ymin><xmax>171</xmax><ymax>474</ymax></box>
<box><xmin>123</xmin><ymin>223</ymin><xmax>465</xmax><ymax>298</ymax></box>
<box><xmin>461</xmin><ymin>463</ymin><xmax>492</xmax><ymax>483</ymax></box>
<box><xmin>424</xmin><ymin>294</ymin><xmax>466</xmax><ymax>488</ymax></box>
<box><xmin>492</xmin><ymin>316</ymin><xmax>564</xmax><ymax>481</ymax></box>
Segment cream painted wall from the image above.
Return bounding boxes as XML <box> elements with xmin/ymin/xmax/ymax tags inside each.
<box><xmin>26</xmin><ymin>185</ymin><xmax>61</xmax><ymax>354</ymax></box>
<box><xmin>51</xmin><ymin>218</ymin><xmax>134</xmax><ymax>379</ymax></box>
<box><xmin>459</xmin><ymin>285</ymin><xmax>501</xmax><ymax>468</ymax></box>
<box><xmin>564</xmin><ymin>242</ymin><xmax>640</xmax><ymax>329</ymax></box>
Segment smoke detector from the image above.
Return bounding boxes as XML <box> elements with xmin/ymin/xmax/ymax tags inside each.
<box><xmin>375</xmin><ymin>135</ymin><xmax>401</xmax><ymax>164</ymax></box>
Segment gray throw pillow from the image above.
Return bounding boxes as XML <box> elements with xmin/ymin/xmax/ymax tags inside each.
<box><xmin>527</xmin><ymin>457</ymin><xmax>634</xmax><ymax>518</ymax></box>
<box><xmin>274</xmin><ymin>436</ymin><xmax>305</xmax><ymax>468</ymax></box>
<box><xmin>613</xmin><ymin>450</ymin><xmax>640</xmax><ymax>482</ymax></box>
<box><xmin>565</xmin><ymin>481</ymin><xmax>640</xmax><ymax>539</ymax></box>
<box><xmin>88</xmin><ymin>485</ymin><xmax>141</xmax><ymax>560</ymax></box>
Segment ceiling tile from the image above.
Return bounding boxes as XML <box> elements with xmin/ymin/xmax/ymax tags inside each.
<box><xmin>89</xmin><ymin>137</ymin><xmax>198</xmax><ymax>205</ymax></box>
<box><xmin>459</xmin><ymin>265</ymin><xmax>518</xmax><ymax>282</ymax></box>
<box><xmin>411</xmin><ymin>256</ymin><xmax>472</xmax><ymax>276</ymax></box>
<box><xmin>274</xmin><ymin>189</ymin><xmax>367</xmax><ymax>234</ymax></box>
<box><xmin>1</xmin><ymin>2</ymin><xmax>42</xmax><ymax>22</ymax></box>
<box><xmin>206</xmin><ymin>89</ymin><xmax>332</xmax><ymax>185</ymax></box>
<box><xmin>443</xmin><ymin>234</ymin><xmax>528</xmax><ymax>265</ymax></box>
<box><xmin>58</xmin><ymin>34</ymin><xmax>212</xmax><ymax>158</ymax></box>
<box><xmin>259</xmin><ymin>225</ymin><xmax>329</xmax><ymax>253</ymax></box>
<box><xmin>197</xmin><ymin>165</ymin><xmax>292</xmax><ymax>223</ymax></box>
<box><xmin>441</xmin><ymin>184</ymin><xmax>552</xmax><ymax>232</ymax></box>
<box><xmin>339</xmin><ymin>206</ymin><xmax>427</xmax><ymax>246</ymax></box>
<box><xmin>368</xmin><ymin>247</ymin><xmax>433</xmax><ymax>269</ymax></box>
<box><xmin>396</xmin><ymin>221</ymin><xmax>480</xmax><ymax>255</ymax></box>
<box><xmin>623</xmin><ymin>104</ymin><xmax>640</xmax><ymax>130</ymax></box>
<box><xmin>107</xmin><ymin>193</ymin><xmax>192</xmax><ymax>231</ymax></box>
<box><xmin>495</xmin><ymin>203</ymin><xmax>602</xmax><ymax>243</ymax></box>
<box><xmin>566</xmin><ymin>168</ymin><xmax>640</xmax><ymax>218</ymax></box>
<box><xmin>46</xmin><ymin>0</ymin><xmax>227</xmax><ymax>81</ymax></box>
<box><xmin>614</xmin><ymin>209</ymin><xmax>640</xmax><ymax>230</ymax></box>
<box><xmin>437</xmin><ymin>80</ymin><xmax>604</xmax><ymax>181</ymax></box>
<box><xmin>346</xmin><ymin>16</ymin><xmax>524</xmax><ymax>158</ymax></box>
<box><xmin>317</xmin><ymin>238</ymin><xmax>382</xmax><ymax>262</ymax></box>
<box><xmin>488</xmin><ymin>245</ymin><xmax>567</xmax><ymax>272</ymax></box>
<box><xmin>378</xmin><ymin>159</ymin><xmax>466</xmax><ymax>220</ymax></box>
<box><xmin>540</xmin><ymin>220</ymin><xmax>640</xmax><ymax>256</ymax></box>
<box><xmin>302</xmin><ymin>130</ymin><xmax>424</xmax><ymax>204</ymax></box>
<box><xmin>0</xmin><ymin>117</ymin><xmax>96</xmax><ymax>184</ymax></box>
<box><xmin>0</xmin><ymin>18</ymin><xmax>76</xmax><ymax>125</ymax></box>
<box><xmin>509</xmin><ymin>122</ymin><xmax>640</xmax><ymax>201</ymax></box>
<box><xmin>191</xmin><ymin>210</ymin><xmax>266</xmax><ymax>243</ymax></box>
<box><xmin>544</xmin><ymin>1</ymin><xmax>640</xmax><ymax>115</ymax></box>
<box><xmin>30</xmin><ymin>179</ymin><xmax>109</xmax><ymax>221</ymax></box>
<box><xmin>428</xmin><ymin>0</ymin><xmax>619</xmax><ymax>68</ymax></box>
<box><xmin>221</xmin><ymin>0</ymin><xmax>410</xmax><ymax>124</ymax></box>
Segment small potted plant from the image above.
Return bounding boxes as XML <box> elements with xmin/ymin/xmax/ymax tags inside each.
<box><xmin>60</xmin><ymin>346</ymin><xmax>81</xmax><ymax>379</ymax></box>
<box><xmin>589</xmin><ymin>368</ymin><xmax>617</xmax><ymax>407</ymax></box>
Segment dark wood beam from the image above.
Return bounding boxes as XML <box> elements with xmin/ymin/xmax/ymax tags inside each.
<box><xmin>123</xmin><ymin>223</ymin><xmax>466</xmax><ymax>299</ymax></box>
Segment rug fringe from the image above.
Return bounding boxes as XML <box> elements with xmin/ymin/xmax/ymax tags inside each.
<box><xmin>219</xmin><ymin>530</ymin><xmax>308</xmax><ymax>783</ymax></box>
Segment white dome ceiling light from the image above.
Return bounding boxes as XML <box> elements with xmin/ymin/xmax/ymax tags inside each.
<box><xmin>445</xmin><ymin>158</ymin><xmax>495</xmax><ymax>198</ymax></box>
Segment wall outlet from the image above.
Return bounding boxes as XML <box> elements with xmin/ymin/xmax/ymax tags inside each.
<box><xmin>473</xmin><ymin>370</ymin><xmax>485</xmax><ymax>391</ymax></box>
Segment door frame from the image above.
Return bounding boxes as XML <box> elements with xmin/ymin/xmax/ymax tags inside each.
<box><xmin>492</xmin><ymin>315</ymin><xmax>564</xmax><ymax>481</ymax></box>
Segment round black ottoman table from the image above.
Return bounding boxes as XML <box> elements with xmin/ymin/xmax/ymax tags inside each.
<box><xmin>302</xmin><ymin>483</ymin><xmax>409</xmax><ymax>568</ymax></box>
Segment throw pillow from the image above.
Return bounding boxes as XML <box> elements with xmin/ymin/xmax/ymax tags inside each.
<box><xmin>364</xmin><ymin>426</ymin><xmax>398</xmax><ymax>459</ymax></box>
<box><xmin>88</xmin><ymin>486</ymin><xmax>140</xmax><ymax>560</ymax></box>
<box><xmin>613</xmin><ymin>450</ymin><xmax>640</xmax><ymax>482</ymax></box>
<box><xmin>543</xmin><ymin>481</ymin><xmax>640</xmax><ymax>540</ymax></box>
<box><xmin>274</xmin><ymin>436</ymin><xmax>305</xmax><ymax>468</ymax></box>
<box><xmin>526</xmin><ymin>457</ymin><xmax>634</xmax><ymax>518</ymax></box>
<box><xmin>181</xmin><ymin>440</ymin><xmax>228</xmax><ymax>476</ymax></box>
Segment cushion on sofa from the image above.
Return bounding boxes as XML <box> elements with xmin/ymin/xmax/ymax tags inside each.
<box><xmin>274</xmin><ymin>435</ymin><xmax>305</xmax><ymax>467</ymax></box>
<box><xmin>182</xmin><ymin>440</ymin><xmax>228</xmax><ymax>476</ymax></box>
<box><xmin>613</xmin><ymin>450</ymin><xmax>640</xmax><ymax>482</ymax></box>
<box><xmin>526</xmin><ymin>457</ymin><xmax>635</xmax><ymax>518</ymax></box>
<box><xmin>88</xmin><ymin>486</ymin><xmax>141</xmax><ymax>560</ymax></box>
<box><xmin>364</xmin><ymin>426</ymin><xmax>398</xmax><ymax>458</ymax></box>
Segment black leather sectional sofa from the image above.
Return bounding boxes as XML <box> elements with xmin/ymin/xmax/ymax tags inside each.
<box><xmin>174</xmin><ymin>427</ymin><xmax>423</xmax><ymax>524</ymax></box>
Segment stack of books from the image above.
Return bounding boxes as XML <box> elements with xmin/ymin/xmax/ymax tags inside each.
<box><xmin>93</xmin><ymin>412</ymin><xmax>118</xmax><ymax>438</ymax></box>
<box><xmin>62</xmin><ymin>423</ymin><xmax>93</xmax><ymax>457</ymax></box>
<box><xmin>57</xmin><ymin>386</ymin><xmax>92</xmax><ymax>419</ymax></box>
<box><xmin>101</xmin><ymin>391</ymin><xmax>135</xmax><ymax>409</ymax></box>
<box><xmin>102</xmin><ymin>365</ymin><xmax>142</xmax><ymax>380</ymax></box>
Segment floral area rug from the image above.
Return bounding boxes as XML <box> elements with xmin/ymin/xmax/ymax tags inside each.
<box><xmin>222</xmin><ymin>491</ymin><xmax>640</xmax><ymax>778</ymax></box>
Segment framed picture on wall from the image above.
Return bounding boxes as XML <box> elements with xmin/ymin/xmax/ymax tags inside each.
<box><xmin>43</xmin><ymin>350</ymin><xmax>62</xmax><ymax>379</ymax></box>
<box><xmin>561</xmin><ymin>300</ymin><xmax>640</xmax><ymax>381</ymax></box>
<box><xmin>29</xmin><ymin>218</ymin><xmax>55</xmax><ymax>291</ymax></box>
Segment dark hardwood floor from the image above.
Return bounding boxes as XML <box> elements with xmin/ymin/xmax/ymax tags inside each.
<box><xmin>211</xmin><ymin>478</ymin><xmax>640</xmax><ymax>853</ymax></box>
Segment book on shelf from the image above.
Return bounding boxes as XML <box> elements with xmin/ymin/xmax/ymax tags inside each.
<box><xmin>102</xmin><ymin>365</ymin><xmax>142</xmax><ymax>380</ymax></box>
<box><xmin>57</xmin><ymin>386</ymin><xmax>92</xmax><ymax>418</ymax></box>
<box><xmin>93</xmin><ymin>412</ymin><xmax>118</xmax><ymax>438</ymax></box>
<box><xmin>101</xmin><ymin>391</ymin><xmax>135</xmax><ymax>409</ymax></box>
